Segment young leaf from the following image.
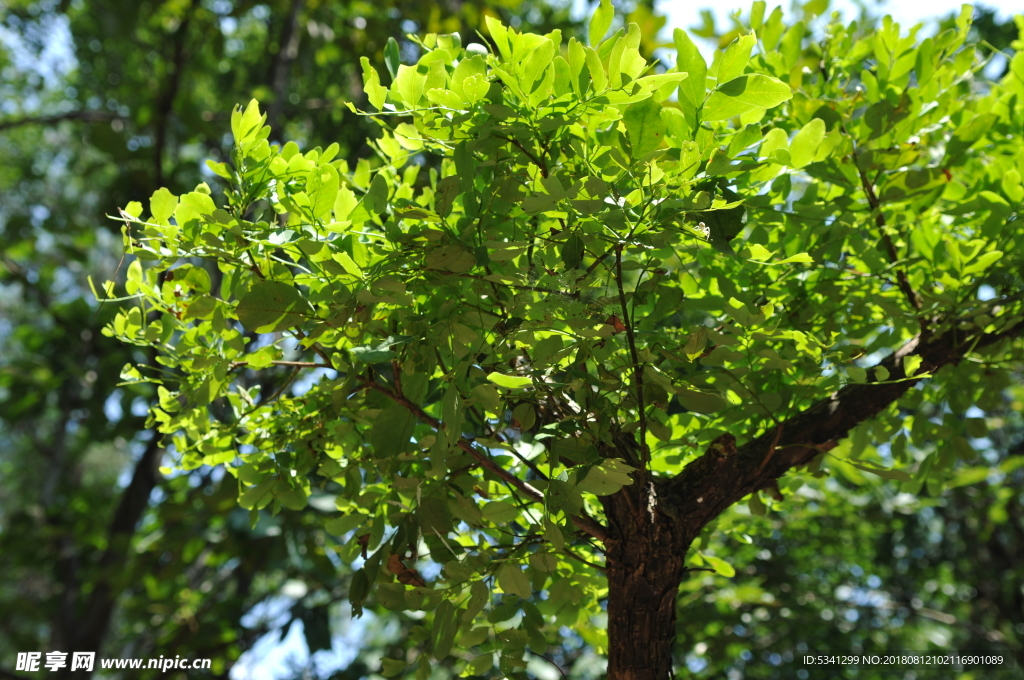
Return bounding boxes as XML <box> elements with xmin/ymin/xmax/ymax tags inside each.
<box><xmin>486</xmin><ymin>372</ymin><xmax>533</xmax><ymax>389</ymax></box>
<box><xmin>702</xmin><ymin>74</ymin><xmax>792</xmax><ymax>121</ymax></box>
<box><xmin>673</xmin><ymin>28</ymin><xmax>707</xmax><ymax>109</ymax></box>
<box><xmin>589</xmin><ymin>0</ymin><xmax>614</xmax><ymax>46</ymax></box>
<box><xmin>716</xmin><ymin>32</ymin><xmax>757</xmax><ymax>85</ymax></box>
<box><xmin>789</xmin><ymin>118</ymin><xmax>826</xmax><ymax>168</ymax></box>
<box><xmin>701</xmin><ymin>553</ymin><xmax>736</xmax><ymax>577</ymax></box>
<box><xmin>360</xmin><ymin>57</ymin><xmax>388</xmax><ymax>111</ymax></box>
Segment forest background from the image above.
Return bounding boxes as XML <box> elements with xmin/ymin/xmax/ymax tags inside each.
<box><xmin>1</xmin><ymin>0</ymin><xmax>1022</xmax><ymax>679</ymax></box>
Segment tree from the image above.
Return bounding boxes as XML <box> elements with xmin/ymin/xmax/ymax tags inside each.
<box><xmin>1</xmin><ymin>1</ymin><xmax>601</xmax><ymax>676</ymax></box>
<box><xmin>106</xmin><ymin>2</ymin><xmax>1024</xmax><ymax>678</ymax></box>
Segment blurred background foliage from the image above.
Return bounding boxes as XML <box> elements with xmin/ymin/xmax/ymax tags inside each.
<box><xmin>0</xmin><ymin>0</ymin><xmax>1021</xmax><ymax>678</ymax></box>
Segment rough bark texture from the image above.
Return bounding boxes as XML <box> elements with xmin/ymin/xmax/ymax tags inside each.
<box><xmin>602</xmin><ymin>484</ymin><xmax>691</xmax><ymax>680</ymax></box>
<box><xmin>597</xmin><ymin>319</ymin><xmax>1023</xmax><ymax>679</ymax></box>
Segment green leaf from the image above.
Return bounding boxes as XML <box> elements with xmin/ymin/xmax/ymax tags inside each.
<box><xmin>577</xmin><ymin>459</ymin><xmax>636</xmax><ymax>496</ymax></box>
<box><xmin>451</xmin><ymin>55</ymin><xmax>487</xmax><ymax>101</ymax></box>
<box><xmin>393</xmin><ymin>64</ymin><xmax>426</xmax><ymax>108</ymax></box>
<box><xmin>716</xmin><ymin>32</ymin><xmax>756</xmax><ymax>85</ymax></box>
<box><xmin>432</xmin><ymin>600</ymin><xmax>458</xmax><ymax>659</ymax></box>
<box><xmin>425</xmin><ymin>245</ymin><xmax>476</xmax><ymax>273</ymax></box>
<box><xmin>702</xmin><ymin>74</ymin><xmax>792</xmax><ymax>121</ymax></box>
<box><xmin>486</xmin><ymin>372</ymin><xmax>533</xmax><ymax>389</ymax></box>
<box><xmin>235</xmin><ymin>281</ymin><xmax>308</xmax><ymax>332</ymax></box>
<box><xmin>673</xmin><ymin>28</ymin><xmax>706</xmax><ymax>109</ymax></box>
<box><xmin>682</xmin><ymin>327</ymin><xmax>708</xmax><ymax>360</ymax></box>
<box><xmin>561</xmin><ymin>232</ymin><xmax>584</xmax><ymax>269</ymax></box>
<box><xmin>947</xmin><ymin>466</ymin><xmax>990</xmax><ymax>489</ymax></box>
<box><xmin>384</xmin><ymin>37</ymin><xmax>401</xmax><ymax>80</ymax></box>
<box><xmin>702</xmin><ymin>553</ymin><xmax>736</xmax><ymax>577</ymax></box>
<box><xmin>335</xmin><ymin>251</ymin><xmax>362</xmax><ymax>277</ymax></box>
<box><xmin>903</xmin><ymin>355</ymin><xmax>923</xmax><ymax>377</ymax></box>
<box><xmin>789</xmin><ymin>118</ymin><xmax>826</xmax><ymax>168</ymax></box>
<box><xmin>351</xmin><ymin>338</ymin><xmax>398</xmax><ymax>363</ymax></box>
<box><xmin>349</xmin><ymin>569</ymin><xmax>370</xmax><ymax>617</ymax></box>
<box><xmin>529</xmin><ymin>552</ymin><xmax>558</xmax><ymax>572</ymax></box>
<box><xmin>844</xmin><ymin>460</ymin><xmax>912</xmax><ymax>483</ymax></box>
<box><xmin>370</xmin><ymin>406</ymin><xmax>416</xmax><ymax>457</ymax></box>
<box><xmin>231</xmin><ymin>98</ymin><xmax>264</xmax><ymax>144</ymax></box>
<box><xmin>623</xmin><ymin>98</ymin><xmax>666</xmax><ymax>156</ymax></box>
<box><xmin>676</xmin><ymin>389</ymin><xmax>728</xmax><ymax>414</ymax></box>
<box><xmin>360</xmin><ymin>57</ymin><xmax>388</xmax><ymax>111</ymax></box>
<box><xmin>238</xmin><ymin>478</ymin><xmax>275</xmax><ymax>511</ymax></box>
<box><xmin>512</xmin><ymin>403</ymin><xmax>536</xmax><ymax>431</ymax></box>
<box><xmin>774</xmin><ymin>252</ymin><xmax>814</xmax><ymax>265</ymax></box>
<box><xmin>381</xmin><ymin>659</ymin><xmax>407</xmax><ymax>678</ymax></box>
<box><xmin>482</xmin><ymin>500</ymin><xmax>519</xmax><ymax>523</ymax></box>
<box><xmin>471</xmin><ymin>384</ymin><xmax>502</xmax><ymax>414</ymax></box>
<box><xmin>325</xmin><ymin>514</ymin><xmax>367</xmax><ymax>536</ymax></box>
<box><xmin>498</xmin><ymin>563</ymin><xmax>532</xmax><ymax>598</ymax></box>
<box><xmin>150</xmin><ymin>188</ymin><xmax>178</xmax><ymax>224</ymax></box>
<box><xmin>962</xmin><ymin>250</ymin><xmax>1003</xmax><ymax>276</ymax></box>
<box><xmin>589</xmin><ymin>0</ymin><xmax>614</xmax><ymax>46</ymax></box>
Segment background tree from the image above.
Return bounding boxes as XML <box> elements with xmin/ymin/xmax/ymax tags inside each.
<box><xmin>104</xmin><ymin>1</ymin><xmax>1024</xmax><ymax>679</ymax></box>
<box><xmin>0</xmin><ymin>0</ymin><xmax>606</xmax><ymax>676</ymax></box>
<box><xmin>4</xmin><ymin>2</ymin><xmax>1024</xmax><ymax>680</ymax></box>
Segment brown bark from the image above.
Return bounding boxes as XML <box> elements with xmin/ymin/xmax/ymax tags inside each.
<box><xmin>595</xmin><ymin>317</ymin><xmax>1023</xmax><ymax>678</ymax></box>
<box><xmin>603</xmin><ymin>483</ymin><xmax>690</xmax><ymax>680</ymax></box>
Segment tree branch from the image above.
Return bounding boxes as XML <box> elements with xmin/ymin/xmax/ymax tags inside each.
<box><xmin>265</xmin><ymin>0</ymin><xmax>305</xmax><ymax>132</ymax></box>
<box><xmin>0</xmin><ymin>110</ymin><xmax>121</xmax><ymax>132</ymax></box>
<box><xmin>73</xmin><ymin>435</ymin><xmax>164</xmax><ymax>671</ymax></box>
<box><xmin>153</xmin><ymin>0</ymin><xmax>200</xmax><ymax>186</ymax></box>
<box><xmin>856</xmin><ymin>166</ymin><xmax>923</xmax><ymax>313</ymax></box>
<box><xmin>615</xmin><ymin>244</ymin><xmax>649</xmax><ymax>475</ymax></box>
<box><xmin>358</xmin><ymin>376</ymin><xmax>609</xmax><ymax>542</ymax></box>
<box><xmin>662</xmin><ymin>315</ymin><xmax>1024</xmax><ymax>537</ymax></box>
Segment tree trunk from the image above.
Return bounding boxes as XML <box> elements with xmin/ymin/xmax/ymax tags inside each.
<box><xmin>602</xmin><ymin>481</ymin><xmax>690</xmax><ymax>680</ymax></box>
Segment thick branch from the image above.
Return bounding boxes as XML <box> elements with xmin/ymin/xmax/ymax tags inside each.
<box><xmin>662</xmin><ymin>316</ymin><xmax>1024</xmax><ymax>535</ymax></box>
<box><xmin>73</xmin><ymin>435</ymin><xmax>163</xmax><ymax>674</ymax></box>
<box><xmin>359</xmin><ymin>377</ymin><xmax>609</xmax><ymax>542</ymax></box>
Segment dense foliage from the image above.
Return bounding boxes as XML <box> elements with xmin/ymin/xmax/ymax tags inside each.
<box><xmin>0</xmin><ymin>0</ymin><xmax>599</xmax><ymax>677</ymax></box>
<box><xmin>3</xmin><ymin>0</ymin><xmax>1024</xmax><ymax>678</ymax></box>
<box><xmin>104</xmin><ymin>0</ymin><xmax>1024</xmax><ymax>677</ymax></box>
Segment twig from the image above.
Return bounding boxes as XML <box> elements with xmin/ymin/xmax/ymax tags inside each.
<box><xmin>856</xmin><ymin>166</ymin><xmax>923</xmax><ymax>314</ymax></box>
<box><xmin>229</xmin><ymin>360</ymin><xmax>328</xmax><ymax>370</ymax></box>
<box><xmin>755</xmin><ymin>422</ymin><xmax>785</xmax><ymax>476</ymax></box>
<box><xmin>615</xmin><ymin>244</ymin><xmax>649</xmax><ymax>476</ymax></box>
<box><xmin>357</xmin><ymin>376</ymin><xmax>609</xmax><ymax>542</ymax></box>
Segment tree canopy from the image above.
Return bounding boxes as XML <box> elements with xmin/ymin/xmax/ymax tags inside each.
<box><xmin>103</xmin><ymin>0</ymin><xmax>1024</xmax><ymax>676</ymax></box>
<box><xmin>3</xmin><ymin>0</ymin><xmax>1024</xmax><ymax>678</ymax></box>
